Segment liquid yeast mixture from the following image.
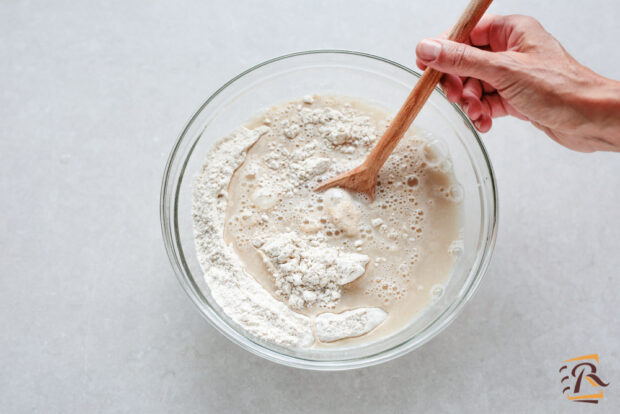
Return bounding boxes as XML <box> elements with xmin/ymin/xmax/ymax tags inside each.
<box><xmin>222</xmin><ymin>95</ymin><xmax>463</xmax><ymax>347</ymax></box>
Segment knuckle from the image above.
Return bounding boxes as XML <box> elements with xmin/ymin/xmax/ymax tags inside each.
<box><xmin>488</xmin><ymin>16</ymin><xmax>505</xmax><ymax>38</ymax></box>
<box><xmin>493</xmin><ymin>54</ymin><xmax>516</xmax><ymax>74</ymax></box>
<box><xmin>490</xmin><ymin>53</ymin><xmax>522</xmax><ymax>85</ymax></box>
<box><xmin>446</xmin><ymin>43</ymin><xmax>470</xmax><ymax>69</ymax></box>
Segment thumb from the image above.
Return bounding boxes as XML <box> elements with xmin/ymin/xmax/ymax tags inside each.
<box><xmin>416</xmin><ymin>38</ymin><xmax>506</xmax><ymax>84</ymax></box>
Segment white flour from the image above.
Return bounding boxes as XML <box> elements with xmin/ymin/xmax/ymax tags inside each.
<box><xmin>192</xmin><ymin>126</ymin><xmax>315</xmax><ymax>348</ymax></box>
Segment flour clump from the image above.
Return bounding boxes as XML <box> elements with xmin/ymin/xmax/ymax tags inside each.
<box><xmin>255</xmin><ymin>232</ymin><xmax>369</xmax><ymax>309</ymax></box>
<box><xmin>315</xmin><ymin>308</ymin><xmax>388</xmax><ymax>342</ymax></box>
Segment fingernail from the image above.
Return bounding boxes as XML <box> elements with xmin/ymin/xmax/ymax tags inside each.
<box><xmin>474</xmin><ymin>120</ymin><xmax>482</xmax><ymax>130</ymax></box>
<box><xmin>418</xmin><ymin>39</ymin><xmax>441</xmax><ymax>61</ymax></box>
<box><xmin>463</xmin><ymin>104</ymin><xmax>470</xmax><ymax>115</ymax></box>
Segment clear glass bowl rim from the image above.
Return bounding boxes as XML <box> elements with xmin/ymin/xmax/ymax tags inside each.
<box><xmin>160</xmin><ymin>49</ymin><xmax>499</xmax><ymax>371</ymax></box>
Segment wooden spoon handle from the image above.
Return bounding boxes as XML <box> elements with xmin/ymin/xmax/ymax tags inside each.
<box><xmin>445</xmin><ymin>0</ymin><xmax>494</xmax><ymax>43</ymax></box>
<box><xmin>366</xmin><ymin>0</ymin><xmax>493</xmax><ymax>173</ymax></box>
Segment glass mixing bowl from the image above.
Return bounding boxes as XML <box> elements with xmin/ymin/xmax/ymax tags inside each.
<box><xmin>161</xmin><ymin>50</ymin><xmax>498</xmax><ymax>370</ymax></box>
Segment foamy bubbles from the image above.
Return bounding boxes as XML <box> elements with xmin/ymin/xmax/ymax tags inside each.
<box><xmin>422</xmin><ymin>139</ymin><xmax>449</xmax><ymax>166</ymax></box>
<box><xmin>448</xmin><ymin>239</ymin><xmax>464</xmax><ymax>257</ymax></box>
<box><xmin>431</xmin><ymin>284</ymin><xmax>445</xmax><ymax>300</ymax></box>
<box><xmin>434</xmin><ymin>183</ymin><xmax>464</xmax><ymax>203</ymax></box>
<box><xmin>364</xmin><ymin>272</ymin><xmax>410</xmax><ymax>304</ymax></box>
<box><xmin>406</xmin><ymin>175</ymin><xmax>420</xmax><ymax>188</ymax></box>
<box><xmin>434</xmin><ymin>158</ymin><xmax>453</xmax><ymax>174</ymax></box>
<box><xmin>251</xmin><ymin>187</ymin><xmax>278</xmax><ymax>210</ymax></box>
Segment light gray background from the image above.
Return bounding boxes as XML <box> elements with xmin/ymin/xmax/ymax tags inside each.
<box><xmin>1</xmin><ymin>0</ymin><xmax>619</xmax><ymax>412</ymax></box>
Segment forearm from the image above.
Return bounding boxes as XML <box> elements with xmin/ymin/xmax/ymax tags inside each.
<box><xmin>578</xmin><ymin>75</ymin><xmax>620</xmax><ymax>152</ymax></box>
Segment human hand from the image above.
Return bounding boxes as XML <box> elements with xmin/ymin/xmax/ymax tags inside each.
<box><xmin>415</xmin><ymin>14</ymin><xmax>620</xmax><ymax>152</ymax></box>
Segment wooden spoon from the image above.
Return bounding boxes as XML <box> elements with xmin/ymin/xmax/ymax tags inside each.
<box><xmin>316</xmin><ymin>0</ymin><xmax>493</xmax><ymax>200</ymax></box>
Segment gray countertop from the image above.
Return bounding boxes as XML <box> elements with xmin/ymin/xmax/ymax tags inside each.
<box><xmin>1</xmin><ymin>0</ymin><xmax>619</xmax><ymax>412</ymax></box>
